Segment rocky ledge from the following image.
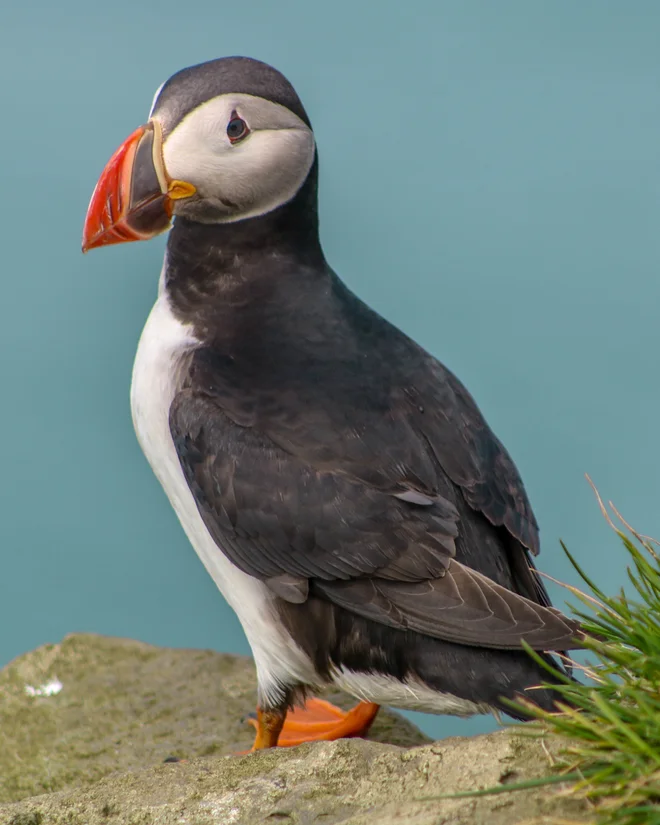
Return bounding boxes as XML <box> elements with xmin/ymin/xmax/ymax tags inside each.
<box><xmin>0</xmin><ymin>634</ymin><xmax>588</xmax><ymax>824</ymax></box>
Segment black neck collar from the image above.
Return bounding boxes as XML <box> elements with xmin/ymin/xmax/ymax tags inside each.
<box><xmin>163</xmin><ymin>159</ymin><xmax>329</xmax><ymax>337</ymax></box>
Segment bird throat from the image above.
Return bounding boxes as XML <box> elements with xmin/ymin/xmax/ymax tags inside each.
<box><xmin>162</xmin><ymin>161</ymin><xmax>327</xmax><ymax>342</ymax></box>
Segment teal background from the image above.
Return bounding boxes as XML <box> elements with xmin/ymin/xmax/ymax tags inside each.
<box><xmin>2</xmin><ymin>2</ymin><xmax>659</xmax><ymax>740</ymax></box>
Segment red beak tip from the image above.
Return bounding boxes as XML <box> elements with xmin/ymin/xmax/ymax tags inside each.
<box><xmin>81</xmin><ymin>232</ymin><xmax>97</xmax><ymax>254</ymax></box>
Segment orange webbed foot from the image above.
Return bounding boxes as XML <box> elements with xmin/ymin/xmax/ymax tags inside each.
<box><xmin>247</xmin><ymin>698</ymin><xmax>380</xmax><ymax>749</ymax></box>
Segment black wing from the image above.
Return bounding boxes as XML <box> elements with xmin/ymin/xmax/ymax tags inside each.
<box><xmin>405</xmin><ymin>359</ymin><xmax>540</xmax><ymax>555</ymax></box>
<box><xmin>170</xmin><ymin>387</ymin><xmax>581</xmax><ymax>651</ymax></box>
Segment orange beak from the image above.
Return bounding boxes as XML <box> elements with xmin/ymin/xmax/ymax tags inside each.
<box><xmin>82</xmin><ymin>121</ymin><xmax>196</xmax><ymax>253</ymax></box>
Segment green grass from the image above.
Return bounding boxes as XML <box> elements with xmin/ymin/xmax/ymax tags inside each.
<box><xmin>506</xmin><ymin>481</ymin><xmax>660</xmax><ymax>824</ymax></box>
<box><xmin>422</xmin><ymin>480</ymin><xmax>660</xmax><ymax>824</ymax></box>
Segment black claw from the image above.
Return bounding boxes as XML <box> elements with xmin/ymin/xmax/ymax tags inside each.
<box><xmin>163</xmin><ymin>756</ymin><xmax>181</xmax><ymax>763</ymax></box>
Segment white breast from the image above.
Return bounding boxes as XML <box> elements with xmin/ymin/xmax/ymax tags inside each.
<box><xmin>129</xmin><ymin>281</ymin><xmax>319</xmax><ymax>707</ymax></box>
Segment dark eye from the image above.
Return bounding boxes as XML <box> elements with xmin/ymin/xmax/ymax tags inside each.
<box><xmin>227</xmin><ymin>116</ymin><xmax>249</xmax><ymax>143</ymax></box>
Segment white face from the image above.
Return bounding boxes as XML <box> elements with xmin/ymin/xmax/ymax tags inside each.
<box><xmin>152</xmin><ymin>92</ymin><xmax>316</xmax><ymax>224</ymax></box>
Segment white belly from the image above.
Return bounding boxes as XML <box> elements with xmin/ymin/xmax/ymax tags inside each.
<box><xmin>129</xmin><ymin>287</ymin><xmax>319</xmax><ymax>707</ymax></box>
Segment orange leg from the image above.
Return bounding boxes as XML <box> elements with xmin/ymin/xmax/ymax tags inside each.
<box><xmin>250</xmin><ymin>707</ymin><xmax>287</xmax><ymax>750</ymax></box>
<box><xmin>249</xmin><ymin>698</ymin><xmax>380</xmax><ymax>749</ymax></box>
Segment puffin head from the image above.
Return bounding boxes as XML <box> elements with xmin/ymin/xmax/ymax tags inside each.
<box><xmin>82</xmin><ymin>57</ymin><xmax>316</xmax><ymax>251</ymax></box>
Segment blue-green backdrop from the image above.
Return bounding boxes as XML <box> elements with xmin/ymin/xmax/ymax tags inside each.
<box><xmin>2</xmin><ymin>1</ymin><xmax>659</xmax><ymax>739</ymax></box>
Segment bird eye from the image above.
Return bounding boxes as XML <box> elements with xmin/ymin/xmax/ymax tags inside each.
<box><xmin>227</xmin><ymin>116</ymin><xmax>249</xmax><ymax>143</ymax></box>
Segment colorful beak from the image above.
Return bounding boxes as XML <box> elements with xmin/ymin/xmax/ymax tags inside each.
<box><xmin>82</xmin><ymin>121</ymin><xmax>196</xmax><ymax>253</ymax></box>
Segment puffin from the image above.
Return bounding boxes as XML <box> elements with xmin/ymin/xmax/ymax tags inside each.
<box><xmin>82</xmin><ymin>56</ymin><xmax>582</xmax><ymax>750</ymax></box>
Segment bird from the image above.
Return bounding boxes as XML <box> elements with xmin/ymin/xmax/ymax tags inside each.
<box><xmin>82</xmin><ymin>56</ymin><xmax>582</xmax><ymax>750</ymax></box>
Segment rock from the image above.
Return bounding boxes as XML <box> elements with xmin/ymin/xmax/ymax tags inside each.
<box><xmin>0</xmin><ymin>634</ymin><xmax>589</xmax><ymax>824</ymax></box>
<box><xmin>0</xmin><ymin>634</ymin><xmax>428</xmax><ymax>804</ymax></box>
